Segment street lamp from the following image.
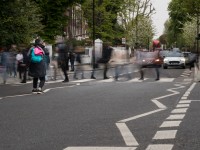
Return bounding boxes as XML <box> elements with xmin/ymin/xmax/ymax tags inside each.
<box><xmin>92</xmin><ymin>0</ymin><xmax>95</xmax><ymax>66</ymax></box>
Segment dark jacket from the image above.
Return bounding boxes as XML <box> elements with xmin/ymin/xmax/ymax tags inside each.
<box><xmin>99</xmin><ymin>46</ymin><xmax>113</xmax><ymax>63</ymax></box>
<box><xmin>28</xmin><ymin>47</ymin><xmax>46</xmax><ymax>78</ymax></box>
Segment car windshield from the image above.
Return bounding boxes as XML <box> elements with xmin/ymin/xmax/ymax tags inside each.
<box><xmin>141</xmin><ymin>52</ymin><xmax>158</xmax><ymax>58</ymax></box>
<box><xmin>166</xmin><ymin>52</ymin><xmax>183</xmax><ymax>57</ymax></box>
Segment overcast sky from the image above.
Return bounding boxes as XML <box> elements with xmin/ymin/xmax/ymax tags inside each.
<box><xmin>151</xmin><ymin>0</ymin><xmax>171</xmax><ymax>39</ymax></box>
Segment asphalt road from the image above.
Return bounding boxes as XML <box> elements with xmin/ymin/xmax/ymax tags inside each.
<box><xmin>0</xmin><ymin>67</ymin><xmax>200</xmax><ymax>150</ymax></box>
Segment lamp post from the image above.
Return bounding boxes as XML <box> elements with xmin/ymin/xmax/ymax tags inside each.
<box><xmin>92</xmin><ymin>0</ymin><xmax>95</xmax><ymax>66</ymax></box>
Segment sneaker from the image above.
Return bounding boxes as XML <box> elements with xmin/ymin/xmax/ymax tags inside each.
<box><xmin>138</xmin><ymin>78</ymin><xmax>144</xmax><ymax>80</ymax></box>
<box><xmin>32</xmin><ymin>89</ymin><xmax>38</xmax><ymax>94</ymax></box>
<box><xmin>155</xmin><ymin>78</ymin><xmax>160</xmax><ymax>81</ymax></box>
<box><xmin>62</xmin><ymin>79</ymin><xmax>69</xmax><ymax>82</ymax></box>
<box><xmin>37</xmin><ymin>88</ymin><xmax>43</xmax><ymax>94</ymax></box>
<box><xmin>91</xmin><ymin>76</ymin><xmax>96</xmax><ymax>79</ymax></box>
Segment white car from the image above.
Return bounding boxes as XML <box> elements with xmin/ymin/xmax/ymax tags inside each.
<box><xmin>163</xmin><ymin>52</ymin><xmax>186</xmax><ymax>69</ymax></box>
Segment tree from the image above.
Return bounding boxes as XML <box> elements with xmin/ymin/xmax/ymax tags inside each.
<box><xmin>81</xmin><ymin>0</ymin><xmax>124</xmax><ymax>43</ymax></box>
<box><xmin>0</xmin><ymin>0</ymin><xmax>43</xmax><ymax>46</ymax></box>
<box><xmin>34</xmin><ymin>0</ymin><xmax>85</xmax><ymax>44</ymax></box>
<box><xmin>118</xmin><ymin>0</ymin><xmax>155</xmax><ymax>48</ymax></box>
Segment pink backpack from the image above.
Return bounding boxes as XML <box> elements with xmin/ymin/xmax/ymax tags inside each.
<box><xmin>34</xmin><ymin>47</ymin><xmax>44</xmax><ymax>55</ymax></box>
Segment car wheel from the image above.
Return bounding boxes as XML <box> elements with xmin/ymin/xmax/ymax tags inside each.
<box><xmin>163</xmin><ymin>65</ymin><xmax>168</xmax><ymax>69</ymax></box>
<box><xmin>182</xmin><ymin>65</ymin><xmax>186</xmax><ymax>69</ymax></box>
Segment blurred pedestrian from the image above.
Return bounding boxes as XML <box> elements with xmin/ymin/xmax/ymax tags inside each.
<box><xmin>43</xmin><ymin>44</ymin><xmax>50</xmax><ymax>81</ymax></box>
<box><xmin>0</xmin><ymin>47</ymin><xmax>9</xmax><ymax>84</ymax></box>
<box><xmin>28</xmin><ymin>39</ymin><xmax>46</xmax><ymax>94</ymax></box>
<box><xmin>99</xmin><ymin>42</ymin><xmax>113</xmax><ymax>79</ymax></box>
<box><xmin>73</xmin><ymin>53</ymin><xmax>85</xmax><ymax>79</ymax></box>
<box><xmin>69</xmin><ymin>51</ymin><xmax>75</xmax><ymax>71</ymax></box>
<box><xmin>55</xmin><ymin>42</ymin><xmax>69</xmax><ymax>82</ymax></box>
<box><xmin>16</xmin><ymin>50</ymin><xmax>25</xmax><ymax>81</ymax></box>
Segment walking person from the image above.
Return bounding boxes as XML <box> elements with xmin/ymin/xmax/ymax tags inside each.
<box><xmin>20</xmin><ymin>48</ymin><xmax>29</xmax><ymax>83</ymax></box>
<box><xmin>69</xmin><ymin>51</ymin><xmax>75</xmax><ymax>71</ymax></box>
<box><xmin>73</xmin><ymin>53</ymin><xmax>85</xmax><ymax>79</ymax></box>
<box><xmin>100</xmin><ymin>42</ymin><xmax>113</xmax><ymax>79</ymax></box>
<box><xmin>16</xmin><ymin>50</ymin><xmax>24</xmax><ymax>81</ymax></box>
<box><xmin>55</xmin><ymin>42</ymin><xmax>69</xmax><ymax>82</ymax></box>
<box><xmin>0</xmin><ymin>47</ymin><xmax>9</xmax><ymax>84</ymax></box>
<box><xmin>28</xmin><ymin>39</ymin><xmax>46</xmax><ymax>94</ymax></box>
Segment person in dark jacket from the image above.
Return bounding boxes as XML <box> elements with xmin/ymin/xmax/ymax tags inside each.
<box><xmin>55</xmin><ymin>42</ymin><xmax>69</xmax><ymax>82</ymax></box>
<box><xmin>28</xmin><ymin>39</ymin><xmax>46</xmax><ymax>93</ymax></box>
<box><xmin>101</xmin><ymin>43</ymin><xmax>113</xmax><ymax>79</ymax></box>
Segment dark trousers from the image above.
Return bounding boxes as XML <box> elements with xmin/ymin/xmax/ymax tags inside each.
<box><xmin>61</xmin><ymin>64</ymin><xmax>69</xmax><ymax>81</ymax></box>
<box><xmin>33</xmin><ymin>77</ymin><xmax>45</xmax><ymax>89</ymax></box>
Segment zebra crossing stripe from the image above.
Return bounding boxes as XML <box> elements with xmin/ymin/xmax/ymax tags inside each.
<box><xmin>64</xmin><ymin>147</ymin><xmax>137</xmax><ymax>150</ymax></box>
<box><xmin>153</xmin><ymin>130</ymin><xmax>177</xmax><ymax>140</ymax></box>
<box><xmin>146</xmin><ymin>144</ymin><xmax>174</xmax><ymax>150</ymax></box>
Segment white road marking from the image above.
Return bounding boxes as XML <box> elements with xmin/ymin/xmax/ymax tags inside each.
<box><xmin>72</xmin><ymin>79</ymin><xmax>95</xmax><ymax>83</ymax></box>
<box><xmin>156</xmin><ymin>78</ymin><xmax>174</xmax><ymax>82</ymax></box>
<box><xmin>176</xmin><ymin>104</ymin><xmax>190</xmax><ymax>108</ymax></box>
<box><xmin>127</xmin><ymin>78</ymin><xmax>148</xmax><ymax>82</ymax></box>
<box><xmin>153</xmin><ymin>130</ymin><xmax>177</xmax><ymax>139</ymax></box>
<box><xmin>64</xmin><ymin>147</ymin><xmax>137</xmax><ymax>150</ymax></box>
<box><xmin>146</xmin><ymin>144</ymin><xmax>174</xmax><ymax>150</ymax></box>
<box><xmin>160</xmin><ymin>121</ymin><xmax>182</xmax><ymax>128</ymax></box>
<box><xmin>152</xmin><ymin>99</ymin><xmax>167</xmax><ymax>109</ymax></box>
<box><xmin>116</xmin><ymin>123</ymin><xmax>139</xmax><ymax>146</ymax></box>
<box><xmin>166</xmin><ymin>114</ymin><xmax>185</xmax><ymax>120</ymax></box>
<box><xmin>184</xmin><ymin>79</ymin><xmax>192</xmax><ymax>82</ymax></box>
<box><xmin>181</xmin><ymin>96</ymin><xmax>187</xmax><ymax>99</ymax></box>
<box><xmin>171</xmin><ymin>108</ymin><xmax>188</xmax><ymax>113</ymax></box>
<box><xmin>179</xmin><ymin>100</ymin><xmax>191</xmax><ymax>104</ymax></box>
<box><xmin>118</xmin><ymin>109</ymin><xmax>164</xmax><ymax>123</ymax></box>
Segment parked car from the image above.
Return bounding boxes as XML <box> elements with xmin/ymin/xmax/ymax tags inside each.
<box><xmin>140</xmin><ymin>51</ymin><xmax>163</xmax><ymax>68</ymax></box>
<box><xmin>163</xmin><ymin>51</ymin><xmax>186</xmax><ymax>69</ymax></box>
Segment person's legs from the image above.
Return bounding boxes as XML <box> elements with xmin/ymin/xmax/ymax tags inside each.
<box><xmin>61</xmin><ymin>64</ymin><xmax>69</xmax><ymax>82</ymax></box>
<box><xmin>38</xmin><ymin>76</ymin><xmax>45</xmax><ymax>89</ymax></box>
<box><xmin>139</xmin><ymin>66</ymin><xmax>144</xmax><ymax>80</ymax></box>
<box><xmin>114</xmin><ymin>65</ymin><xmax>119</xmax><ymax>80</ymax></box>
<box><xmin>103</xmin><ymin>63</ymin><xmax>109</xmax><ymax>79</ymax></box>
<box><xmin>32</xmin><ymin>77</ymin><xmax>38</xmax><ymax>93</ymax></box>
<box><xmin>155</xmin><ymin>66</ymin><xmax>160</xmax><ymax>80</ymax></box>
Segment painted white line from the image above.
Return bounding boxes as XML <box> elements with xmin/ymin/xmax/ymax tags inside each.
<box><xmin>146</xmin><ymin>144</ymin><xmax>174</xmax><ymax>150</ymax></box>
<box><xmin>116</xmin><ymin>123</ymin><xmax>139</xmax><ymax>146</ymax></box>
<box><xmin>181</xmin><ymin>97</ymin><xmax>187</xmax><ymax>99</ymax></box>
<box><xmin>179</xmin><ymin>100</ymin><xmax>191</xmax><ymax>104</ymax></box>
<box><xmin>176</xmin><ymin>104</ymin><xmax>190</xmax><ymax>108</ymax></box>
<box><xmin>152</xmin><ymin>99</ymin><xmax>167</xmax><ymax>109</ymax></box>
<box><xmin>156</xmin><ymin>78</ymin><xmax>174</xmax><ymax>82</ymax></box>
<box><xmin>187</xmin><ymin>83</ymin><xmax>196</xmax><ymax>92</ymax></box>
<box><xmin>184</xmin><ymin>79</ymin><xmax>192</xmax><ymax>82</ymax></box>
<box><xmin>64</xmin><ymin>147</ymin><xmax>137</xmax><ymax>150</ymax></box>
<box><xmin>171</xmin><ymin>108</ymin><xmax>188</xmax><ymax>113</ymax></box>
<box><xmin>166</xmin><ymin>114</ymin><xmax>185</xmax><ymax>120</ymax></box>
<box><xmin>153</xmin><ymin>130</ymin><xmax>177</xmax><ymax>140</ymax></box>
<box><xmin>128</xmin><ymin>78</ymin><xmax>149</xmax><ymax>82</ymax></box>
<box><xmin>160</xmin><ymin>121</ymin><xmax>182</xmax><ymax>128</ymax></box>
<box><xmin>118</xmin><ymin>109</ymin><xmax>164</xmax><ymax>123</ymax></box>
<box><xmin>97</xmin><ymin>79</ymin><xmax>114</xmax><ymax>83</ymax></box>
<box><xmin>72</xmin><ymin>79</ymin><xmax>94</xmax><ymax>83</ymax></box>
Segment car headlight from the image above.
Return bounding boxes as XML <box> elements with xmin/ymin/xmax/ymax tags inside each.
<box><xmin>164</xmin><ymin>59</ymin><xmax>168</xmax><ymax>62</ymax></box>
<box><xmin>180</xmin><ymin>58</ymin><xmax>185</xmax><ymax>62</ymax></box>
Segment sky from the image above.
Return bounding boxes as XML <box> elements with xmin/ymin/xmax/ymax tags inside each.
<box><xmin>151</xmin><ymin>0</ymin><xmax>171</xmax><ymax>39</ymax></box>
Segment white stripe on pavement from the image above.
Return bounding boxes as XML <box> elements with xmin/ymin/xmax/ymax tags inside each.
<box><xmin>153</xmin><ymin>130</ymin><xmax>177</xmax><ymax>140</ymax></box>
<box><xmin>116</xmin><ymin>123</ymin><xmax>139</xmax><ymax>146</ymax></box>
<box><xmin>176</xmin><ymin>104</ymin><xmax>190</xmax><ymax>108</ymax></box>
<box><xmin>171</xmin><ymin>108</ymin><xmax>188</xmax><ymax>113</ymax></box>
<box><xmin>166</xmin><ymin>114</ymin><xmax>185</xmax><ymax>120</ymax></box>
<box><xmin>146</xmin><ymin>144</ymin><xmax>174</xmax><ymax>150</ymax></box>
<box><xmin>64</xmin><ymin>147</ymin><xmax>137</xmax><ymax>150</ymax></box>
<box><xmin>160</xmin><ymin>121</ymin><xmax>182</xmax><ymax>128</ymax></box>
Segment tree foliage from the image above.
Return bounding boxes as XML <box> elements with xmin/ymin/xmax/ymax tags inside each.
<box><xmin>33</xmin><ymin>0</ymin><xmax>85</xmax><ymax>44</ymax></box>
<box><xmin>81</xmin><ymin>0</ymin><xmax>124</xmax><ymax>43</ymax></box>
<box><xmin>0</xmin><ymin>0</ymin><xmax>43</xmax><ymax>46</ymax></box>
